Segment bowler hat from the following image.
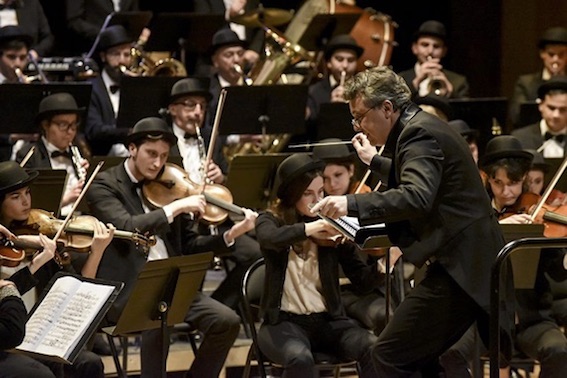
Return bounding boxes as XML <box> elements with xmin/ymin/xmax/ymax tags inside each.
<box><xmin>538</xmin><ymin>27</ymin><xmax>567</xmax><ymax>49</ymax></box>
<box><xmin>415</xmin><ymin>94</ymin><xmax>452</xmax><ymax>120</ymax></box>
<box><xmin>312</xmin><ymin>138</ymin><xmax>354</xmax><ymax>162</ymax></box>
<box><xmin>0</xmin><ymin>161</ymin><xmax>38</xmax><ymax>196</ymax></box>
<box><xmin>324</xmin><ymin>34</ymin><xmax>364</xmax><ymax>60</ymax></box>
<box><xmin>170</xmin><ymin>77</ymin><xmax>212</xmax><ymax>103</ymax></box>
<box><xmin>0</xmin><ymin>25</ymin><xmax>32</xmax><ymax>49</ymax></box>
<box><xmin>478</xmin><ymin>135</ymin><xmax>533</xmax><ymax>169</ymax></box>
<box><xmin>97</xmin><ymin>25</ymin><xmax>133</xmax><ymax>52</ymax></box>
<box><xmin>210</xmin><ymin>28</ymin><xmax>248</xmax><ymax>56</ymax></box>
<box><xmin>413</xmin><ymin>20</ymin><xmax>446</xmax><ymax>43</ymax></box>
<box><xmin>537</xmin><ymin>75</ymin><xmax>567</xmax><ymax>99</ymax></box>
<box><xmin>36</xmin><ymin>93</ymin><xmax>84</xmax><ymax>123</ymax></box>
<box><xmin>276</xmin><ymin>154</ymin><xmax>324</xmax><ymax>199</ymax></box>
<box><xmin>126</xmin><ymin>117</ymin><xmax>177</xmax><ymax>146</ymax></box>
<box><xmin>447</xmin><ymin>119</ymin><xmax>478</xmax><ymax>139</ymax></box>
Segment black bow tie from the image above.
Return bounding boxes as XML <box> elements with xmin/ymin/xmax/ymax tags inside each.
<box><xmin>109</xmin><ymin>85</ymin><xmax>120</xmax><ymax>94</ymax></box>
<box><xmin>51</xmin><ymin>150</ymin><xmax>71</xmax><ymax>159</ymax></box>
<box><xmin>544</xmin><ymin>132</ymin><xmax>565</xmax><ymax>143</ymax></box>
<box><xmin>184</xmin><ymin>133</ymin><xmax>198</xmax><ymax>139</ymax></box>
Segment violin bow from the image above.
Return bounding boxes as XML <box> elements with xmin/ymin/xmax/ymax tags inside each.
<box><xmin>19</xmin><ymin>146</ymin><xmax>35</xmax><ymax>167</ymax></box>
<box><xmin>354</xmin><ymin>145</ymin><xmax>385</xmax><ymax>194</ymax></box>
<box><xmin>529</xmin><ymin>156</ymin><xmax>567</xmax><ymax>223</ymax></box>
<box><xmin>200</xmin><ymin>88</ymin><xmax>227</xmax><ymax>192</ymax></box>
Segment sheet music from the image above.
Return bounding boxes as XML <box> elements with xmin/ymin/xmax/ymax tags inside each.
<box><xmin>321</xmin><ymin>215</ymin><xmax>386</xmax><ymax>241</ymax></box>
<box><xmin>18</xmin><ymin>276</ymin><xmax>115</xmax><ymax>360</ymax></box>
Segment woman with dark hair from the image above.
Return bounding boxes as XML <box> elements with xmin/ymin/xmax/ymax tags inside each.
<box><xmin>254</xmin><ymin>153</ymin><xmax>381</xmax><ymax>378</ymax></box>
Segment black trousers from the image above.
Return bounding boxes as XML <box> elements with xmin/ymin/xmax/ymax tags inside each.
<box><xmin>516</xmin><ymin>320</ymin><xmax>567</xmax><ymax>377</ymax></box>
<box><xmin>372</xmin><ymin>262</ymin><xmax>485</xmax><ymax>377</ymax></box>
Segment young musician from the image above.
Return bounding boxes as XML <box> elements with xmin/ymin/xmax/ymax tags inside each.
<box><xmin>312</xmin><ymin>66</ymin><xmax>506</xmax><ymax>376</ymax></box>
<box><xmin>17</xmin><ymin>92</ymin><xmax>90</xmax><ymax>217</ymax></box>
<box><xmin>86</xmin><ymin>117</ymin><xmax>257</xmax><ymax>378</ymax></box>
<box><xmin>0</xmin><ymin>160</ymin><xmax>114</xmax><ymax>378</ymax></box>
<box><xmin>255</xmin><ymin>153</ymin><xmax>381</xmax><ymax>377</ymax></box>
<box><xmin>0</xmin><ymin>25</ymin><xmax>32</xmax><ymax>83</ymax></box>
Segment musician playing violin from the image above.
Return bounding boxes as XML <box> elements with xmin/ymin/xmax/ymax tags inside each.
<box><xmin>0</xmin><ymin>160</ymin><xmax>114</xmax><ymax>378</ymax></box>
<box><xmin>86</xmin><ymin>117</ymin><xmax>257</xmax><ymax>378</ymax></box>
<box><xmin>166</xmin><ymin>77</ymin><xmax>262</xmax><ymax>311</ymax></box>
<box><xmin>255</xmin><ymin>153</ymin><xmax>382</xmax><ymax>377</ymax></box>
<box><xmin>17</xmin><ymin>92</ymin><xmax>90</xmax><ymax>217</ymax></box>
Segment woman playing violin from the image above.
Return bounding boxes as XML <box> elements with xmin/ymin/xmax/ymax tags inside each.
<box><xmin>0</xmin><ymin>160</ymin><xmax>114</xmax><ymax>378</ymax></box>
<box><xmin>255</xmin><ymin>154</ymin><xmax>382</xmax><ymax>377</ymax></box>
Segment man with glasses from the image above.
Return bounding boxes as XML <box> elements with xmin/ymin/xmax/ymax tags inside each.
<box><xmin>84</xmin><ymin>25</ymin><xmax>135</xmax><ymax>156</ymax></box>
<box><xmin>312</xmin><ymin>67</ymin><xmax>508</xmax><ymax>376</ymax></box>
<box><xmin>16</xmin><ymin>92</ymin><xmax>89</xmax><ymax>217</ymax></box>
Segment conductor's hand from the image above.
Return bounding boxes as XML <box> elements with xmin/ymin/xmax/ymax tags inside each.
<box><xmin>310</xmin><ymin>196</ymin><xmax>348</xmax><ymax>219</ymax></box>
<box><xmin>352</xmin><ymin>133</ymin><xmax>378</xmax><ymax>165</ymax></box>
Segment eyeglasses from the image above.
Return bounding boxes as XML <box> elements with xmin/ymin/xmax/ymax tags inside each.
<box><xmin>351</xmin><ymin>106</ymin><xmax>375</xmax><ymax>129</ymax></box>
<box><xmin>51</xmin><ymin>121</ymin><xmax>79</xmax><ymax>132</ymax></box>
<box><xmin>173</xmin><ymin>100</ymin><xmax>207</xmax><ymax>111</ymax></box>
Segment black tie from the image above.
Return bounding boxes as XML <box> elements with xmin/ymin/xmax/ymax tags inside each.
<box><xmin>544</xmin><ymin>132</ymin><xmax>565</xmax><ymax>144</ymax></box>
<box><xmin>184</xmin><ymin>133</ymin><xmax>197</xmax><ymax>139</ymax></box>
<box><xmin>110</xmin><ymin>85</ymin><xmax>120</xmax><ymax>94</ymax></box>
<box><xmin>51</xmin><ymin>150</ymin><xmax>71</xmax><ymax>159</ymax></box>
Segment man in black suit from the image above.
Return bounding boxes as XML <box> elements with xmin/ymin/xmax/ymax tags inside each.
<box><xmin>397</xmin><ymin>20</ymin><xmax>469</xmax><ymax>99</ymax></box>
<box><xmin>86</xmin><ymin>117</ymin><xmax>257</xmax><ymax>378</ymax></box>
<box><xmin>312</xmin><ymin>66</ymin><xmax>506</xmax><ymax>376</ymax></box>
<box><xmin>0</xmin><ymin>25</ymin><xmax>32</xmax><ymax>83</ymax></box>
<box><xmin>509</xmin><ymin>27</ymin><xmax>567</xmax><ymax>127</ymax></box>
<box><xmin>84</xmin><ymin>25</ymin><xmax>134</xmax><ymax>156</ymax></box>
<box><xmin>65</xmin><ymin>0</ymin><xmax>139</xmax><ymax>55</ymax></box>
<box><xmin>512</xmin><ymin>76</ymin><xmax>567</xmax><ymax>158</ymax></box>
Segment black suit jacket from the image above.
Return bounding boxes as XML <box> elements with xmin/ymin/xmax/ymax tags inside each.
<box><xmin>16</xmin><ymin>0</ymin><xmax>54</xmax><ymax>56</ymax></box>
<box><xmin>86</xmin><ymin>163</ymin><xmax>231</xmax><ymax>322</ymax></box>
<box><xmin>398</xmin><ymin>67</ymin><xmax>469</xmax><ymax>99</ymax></box>
<box><xmin>307</xmin><ymin>77</ymin><xmax>332</xmax><ymax>121</ymax></box>
<box><xmin>255</xmin><ymin>211</ymin><xmax>383</xmax><ymax>325</ymax></box>
<box><xmin>511</xmin><ymin>123</ymin><xmax>544</xmax><ymax>151</ymax></box>
<box><xmin>85</xmin><ymin>75</ymin><xmax>129</xmax><ymax>156</ymax></box>
<box><xmin>15</xmin><ymin>139</ymin><xmax>51</xmax><ymax>168</ymax></box>
<box><xmin>509</xmin><ymin>71</ymin><xmax>544</xmax><ymax>126</ymax></box>
<box><xmin>347</xmin><ymin>104</ymin><xmax>504</xmax><ymax>311</ymax></box>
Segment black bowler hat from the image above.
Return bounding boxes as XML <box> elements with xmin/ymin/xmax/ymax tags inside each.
<box><xmin>447</xmin><ymin>119</ymin><xmax>478</xmax><ymax>139</ymax></box>
<box><xmin>276</xmin><ymin>154</ymin><xmax>324</xmax><ymax>199</ymax></box>
<box><xmin>324</xmin><ymin>34</ymin><xmax>364</xmax><ymax>60</ymax></box>
<box><xmin>210</xmin><ymin>28</ymin><xmax>248</xmax><ymax>56</ymax></box>
<box><xmin>170</xmin><ymin>77</ymin><xmax>212</xmax><ymax>103</ymax></box>
<box><xmin>36</xmin><ymin>93</ymin><xmax>84</xmax><ymax>123</ymax></box>
<box><xmin>126</xmin><ymin>117</ymin><xmax>177</xmax><ymax>146</ymax></box>
<box><xmin>413</xmin><ymin>20</ymin><xmax>446</xmax><ymax>43</ymax></box>
<box><xmin>97</xmin><ymin>25</ymin><xmax>134</xmax><ymax>52</ymax></box>
<box><xmin>478</xmin><ymin>135</ymin><xmax>533</xmax><ymax>169</ymax></box>
<box><xmin>0</xmin><ymin>161</ymin><xmax>38</xmax><ymax>197</ymax></box>
<box><xmin>538</xmin><ymin>27</ymin><xmax>567</xmax><ymax>49</ymax></box>
<box><xmin>415</xmin><ymin>94</ymin><xmax>452</xmax><ymax>120</ymax></box>
<box><xmin>0</xmin><ymin>25</ymin><xmax>32</xmax><ymax>49</ymax></box>
<box><xmin>537</xmin><ymin>75</ymin><xmax>567</xmax><ymax>99</ymax></box>
<box><xmin>312</xmin><ymin>138</ymin><xmax>353</xmax><ymax>162</ymax></box>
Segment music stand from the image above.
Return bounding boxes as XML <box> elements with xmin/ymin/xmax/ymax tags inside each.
<box><xmin>30</xmin><ymin>169</ymin><xmax>68</xmax><ymax>217</ymax></box>
<box><xmin>0</xmin><ymin>83</ymin><xmax>92</xmax><ymax>133</ymax></box>
<box><xmin>297</xmin><ymin>13</ymin><xmax>360</xmax><ymax>51</ymax></box>
<box><xmin>225</xmin><ymin>153</ymin><xmax>290</xmax><ymax>209</ymax></box>
<box><xmin>116</xmin><ymin>76</ymin><xmax>182</xmax><ymax>129</ymax></box>
<box><xmin>500</xmin><ymin>224</ymin><xmax>544</xmax><ymax>289</ymax></box>
<box><xmin>518</xmin><ymin>101</ymin><xmax>540</xmax><ymax>128</ymax></box>
<box><xmin>218</xmin><ymin>85</ymin><xmax>308</xmax><ymax>137</ymax></box>
<box><xmin>315</xmin><ymin>102</ymin><xmax>355</xmax><ymax>141</ymax></box>
<box><xmin>102</xmin><ymin>252</ymin><xmax>213</xmax><ymax>378</ymax></box>
<box><xmin>449</xmin><ymin>97</ymin><xmax>508</xmax><ymax>156</ymax></box>
<box><xmin>108</xmin><ymin>11</ymin><xmax>153</xmax><ymax>39</ymax></box>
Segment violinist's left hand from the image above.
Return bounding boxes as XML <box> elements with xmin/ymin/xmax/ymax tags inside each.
<box><xmin>310</xmin><ymin>196</ymin><xmax>348</xmax><ymax>219</ymax></box>
<box><xmin>207</xmin><ymin>162</ymin><xmax>225</xmax><ymax>184</ymax></box>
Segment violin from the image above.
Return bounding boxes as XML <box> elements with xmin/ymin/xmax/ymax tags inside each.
<box><xmin>0</xmin><ymin>236</ymin><xmax>45</xmax><ymax>267</ymax></box>
<box><xmin>142</xmin><ymin>163</ymin><xmax>245</xmax><ymax>224</ymax></box>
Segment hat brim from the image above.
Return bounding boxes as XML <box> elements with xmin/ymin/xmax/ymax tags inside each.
<box><xmin>0</xmin><ymin>34</ymin><xmax>33</xmax><ymax>48</ymax></box>
<box><xmin>36</xmin><ymin>108</ymin><xmax>86</xmax><ymax>123</ymax></box>
<box><xmin>324</xmin><ymin>44</ymin><xmax>364</xmax><ymax>60</ymax></box>
<box><xmin>277</xmin><ymin>160</ymin><xmax>325</xmax><ymax>199</ymax></box>
<box><xmin>125</xmin><ymin>130</ymin><xmax>178</xmax><ymax>146</ymax></box>
<box><xmin>478</xmin><ymin>150</ymin><xmax>534</xmax><ymax>169</ymax></box>
<box><xmin>170</xmin><ymin>91</ymin><xmax>213</xmax><ymax>104</ymax></box>
<box><xmin>537</xmin><ymin>81</ymin><xmax>567</xmax><ymax>99</ymax></box>
<box><xmin>0</xmin><ymin>169</ymin><xmax>38</xmax><ymax>196</ymax></box>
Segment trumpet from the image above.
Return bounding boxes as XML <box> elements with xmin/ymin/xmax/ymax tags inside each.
<box><xmin>425</xmin><ymin>56</ymin><xmax>448</xmax><ymax>97</ymax></box>
<box><xmin>14</xmin><ymin>68</ymin><xmax>43</xmax><ymax>84</ymax></box>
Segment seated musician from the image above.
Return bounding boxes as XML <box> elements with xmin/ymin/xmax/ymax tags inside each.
<box><xmin>397</xmin><ymin>20</ymin><xmax>469</xmax><ymax>99</ymax></box>
<box><xmin>525</xmin><ymin>149</ymin><xmax>549</xmax><ymax>196</ymax></box>
<box><xmin>441</xmin><ymin>135</ymin><xmax>567</xmax><ymax>376</ymax></box>
<box><xmin>16</xmin><ymin>93</ymin><xmax>89</xmax><ymax>217</ymax></box>
<box><xmin>512</xmin><ymin>76</ymin><xmax>567</xmax><ymax>158</ymax></box>
<box><xmin>84</xmin><ymin>25</ymin><xmax>135</xmax><ymax>157</ymax></box>
<box><xmin>448</xmin><ymin>119</ymin><xmax>479</xmax><ymax>164</ymax></box>
<box><xmin>86</xmin><ymin>117</ymin><xmax>257</xmax><ymax>378</ymax></box>
<box><xmin>166</xmin><ymin>77</ymin><xmax>262</xmax><ymax>310</ymax></box>
<box><xmin>0</xmin><ymin>25</ymin><xmax>32</xmax><ymax>83</ymax></box>
<box><xmin>0</xmin><ymin>160</ymin><xmax>114</xmax><ymax>378</ymax></box>
<box><xmin>255</xmin><ymin>153</ymin><xmax>381</xmax><ymax>377</ymax></box>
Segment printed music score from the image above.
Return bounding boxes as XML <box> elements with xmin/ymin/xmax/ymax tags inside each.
<box><xmin>317</xmin><ymin>214</ymin><xmax>390</xmax><ymax>248</ymax></box>
<box><xmin>14</xmin><ymin>274</ymin><xmax>121</xmax><ymax>364</ymax></box>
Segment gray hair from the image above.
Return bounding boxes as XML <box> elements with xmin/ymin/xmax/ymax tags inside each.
<box><xmin>344</xmin><ymin>66</ymin><xmax>412</xmax><ymax>111</ymax></box>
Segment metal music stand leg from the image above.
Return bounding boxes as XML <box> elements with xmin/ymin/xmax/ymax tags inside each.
<box><xmin>158</xmin><ymin>301</ymin><xmax>169</xmax><ymax>378</ymax></box>
<box><xmin>385</xmin><ymin>249</ymin><xmax>391</xmax><ymax>325</ymax></box>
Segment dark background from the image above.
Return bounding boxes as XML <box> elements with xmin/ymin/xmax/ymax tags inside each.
<box><xmin>40</xmin><ymin>0</ymin><xmax>567</xmax><ymax>110</ymax></box>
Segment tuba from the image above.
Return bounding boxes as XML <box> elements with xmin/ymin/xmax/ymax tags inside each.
<box><xmin>127</xmin><ymin>29</ymin><xmax>187</xmax><ymax>77</ymax></box>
